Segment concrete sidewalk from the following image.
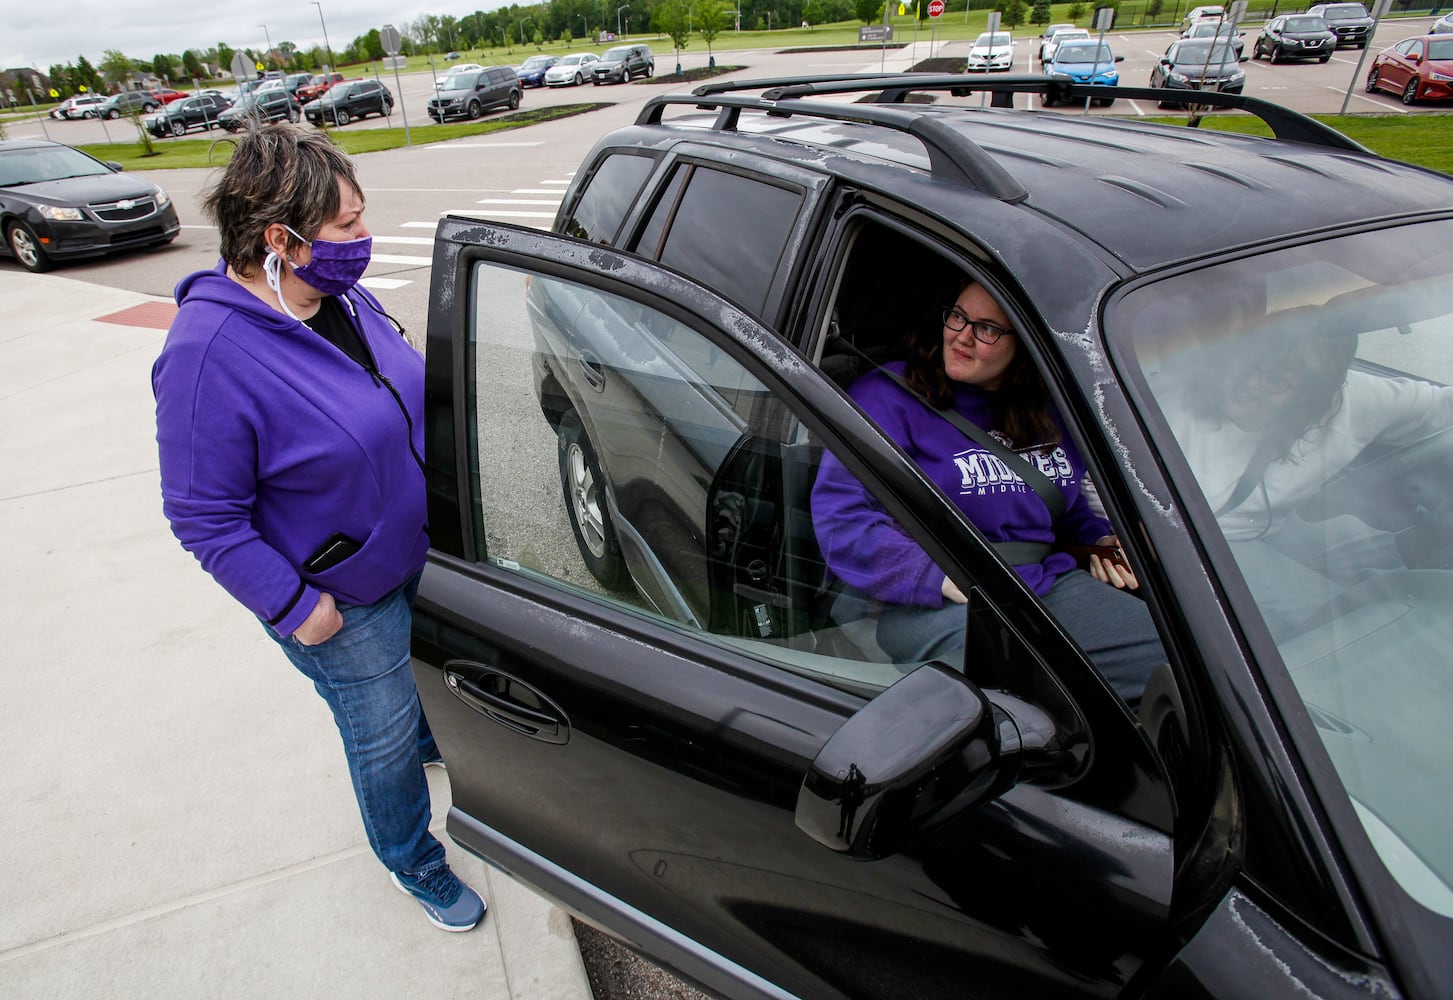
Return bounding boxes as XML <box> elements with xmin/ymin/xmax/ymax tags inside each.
<box><xmin>0</xmin><ymin>270</ymin><xmax>592</xmax><ymax>1000</ymax></box>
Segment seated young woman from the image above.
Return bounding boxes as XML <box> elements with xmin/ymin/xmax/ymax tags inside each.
<box><xmin>811</xmin><ymin>277</ymin><xmax>1164</xmax><ymax>707</ymax></box>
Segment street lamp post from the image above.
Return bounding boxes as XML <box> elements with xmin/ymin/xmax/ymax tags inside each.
<box><xmin>259</xmin><ymin>24</ymin><xmax>277</xmax><ymax>69</ymax></box>
<box><xmin>578</xmin><ymin>14</ymin><xmax>589</xmax><ymax>39</ymax></box>
<box><xmin>617</xmin><ymin>4</ymin><xmax>629</xmax><ymax>37</ymax></box>
<box><xmin>311</xmin><ymin>2</ymin><xmax>335</xmax><ymax>72</ymax></box>
<box><xmin>520</xmin><ymin>16</ymin><xmax>533</xmax><ymax>47</ymax></box>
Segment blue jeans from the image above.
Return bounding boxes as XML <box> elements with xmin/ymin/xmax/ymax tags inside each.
<box><xmin>264</xmin><ymin>573</ymin><xmax>445</xmax><ymax>875</ymax></box>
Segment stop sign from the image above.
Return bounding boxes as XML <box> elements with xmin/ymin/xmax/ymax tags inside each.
<box><xmin>928</xmin><ymin>0</ymin><xmax>945</xmax><ymax>15</ymax></box>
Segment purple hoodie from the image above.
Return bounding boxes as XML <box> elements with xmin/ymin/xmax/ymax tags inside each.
<box><xmin>153</xmin><ymin>263</ymin><xmax>428</xmax><ymax>638</ymax></box>
<box><xmin>812</xmin><ymin>361</ymin><xmax>1110</xmax><ymax>605</ymax></box>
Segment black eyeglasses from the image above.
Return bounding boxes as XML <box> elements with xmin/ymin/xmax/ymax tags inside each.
<box><xmin>942</xmin><ymin>306</ymin><xmax>1013</xmax><ymax>345</ymax></box>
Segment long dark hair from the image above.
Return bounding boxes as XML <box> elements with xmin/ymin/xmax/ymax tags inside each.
<box><xmin>902</xmin><ymin>278</ymin><xmax>1060</xmax><ymax>452</ymax></box>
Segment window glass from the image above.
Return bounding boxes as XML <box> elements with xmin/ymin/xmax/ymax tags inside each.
<box><xmin>1112</xmin><ymin>221</ymin><xmax>1453</xmax><ymax>916</ymax></box>
<box><xmin>561</xmin><ymin>152</ymin><xmax>655</xmax><ymax>245</ymax></box>
<box><xmin>647</xmin><ymin>166</ymin><xmax>802</xmax><ymax>318</ymax></box>
<box><xmin>465</xmin><ymin>259</ymin><xmax>949</xmax><ymax>696</ymax></box>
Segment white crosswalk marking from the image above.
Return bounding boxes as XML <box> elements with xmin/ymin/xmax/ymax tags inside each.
<box><xmin>370</xmin><ymin>178</ymin><xmax>570</xmax><ymax>288</ymax></box>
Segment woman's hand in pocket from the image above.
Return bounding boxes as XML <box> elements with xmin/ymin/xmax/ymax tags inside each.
<box><xmin>294</xmin><ymin>593</ymin><xmax>343</xmax><ymax>645</ymax></box>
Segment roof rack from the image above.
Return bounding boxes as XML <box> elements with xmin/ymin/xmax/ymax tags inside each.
<box><xmin>682</xmin><ymin>73</ymin><xmax>1371</xmax><ymax>155</ymax></box>
<box><xmin>638</xmin><ymin>90</ymin><xmax>1029</xmax><ymax>203</ymax></box>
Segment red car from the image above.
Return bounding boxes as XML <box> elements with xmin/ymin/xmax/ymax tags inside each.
<box><xmin>1366</xmin><ymin>34</ymin><xmax>1453</xmax><ymax>104</ymax></box>
<box><xmin>151</xmin><ymin>88</ymin><xmax>188</xmax><ymax>105</ymax></box>
<box><xmin>295</xmin><ymin>72</ymin><xmax>344</xmax><ymax>103</ymax></box>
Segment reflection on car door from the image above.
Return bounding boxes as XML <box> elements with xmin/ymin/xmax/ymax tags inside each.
<box><xmin>415</xmin><ymin>220</ymin><xmax>1179</xmax><ymax>1000</ymax></box>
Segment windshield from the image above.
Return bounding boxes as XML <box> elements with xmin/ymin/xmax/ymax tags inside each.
<box><xmin>0</xmin><ymin>144</ymin><xmax>109</xmax><ymax>186</ymax></box>
<box><xmin>521</xmin><ymin>56</ymin><xmax>553</xmax><ymax>69</ymax></box>
<box><xmin>975</xmin><ymin>32</ymin><xmax>1010</xmax><ymax>46</ymax></box>
<box><xmin>1429</xmin><ymin>39</ymin><xmax>1453</xmax><ymax>59</ymax></box>
<box><xmin>1175</xmin><ymin>40</ymin><xmax>1240</xmax><ymax>64</ymax></box>
<box><xmin>1114</xmin><ymin>221</ymin><xmax>1453</xmax><ymax>919</ymax></box>
<box><xmin>1057</xmin><ymin>43</ymin><xmax>1114</xmax><ymax>63</ymax></box>
<box><xmin>1286</xmin><ymin>16</ymin><xmax>1330</xmax><ymax>30</ymax></box>
<box><xmin>603</xmin><ymin>47</ymin><xmax>633</xmax><ymax>60</ymax></box>
<box><xmin>1324</xmin><ymin>3</ymin><xmax>1368</xmax><ymax>15</ymax></box>
<box><xmin>442</xmin><ymin>73</ymin><xmax>480</xmax><ymax>91</ymax></box>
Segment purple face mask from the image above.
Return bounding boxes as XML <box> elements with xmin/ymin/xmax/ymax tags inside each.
<box><xmin>284</xmin><ymin>224</ymin><xmax>372</xmax><ymax>295</ymax></box>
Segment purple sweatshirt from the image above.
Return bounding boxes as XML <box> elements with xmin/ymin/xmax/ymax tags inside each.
<box><xmin>153</xmin><ymin>263</ymin><xmax>428</xmax><ymax>637</ymax></box>
<box><xmin>812</xmin><ymin>361</ymin><xmax>1110</xmax><ymax>604</ymax></box>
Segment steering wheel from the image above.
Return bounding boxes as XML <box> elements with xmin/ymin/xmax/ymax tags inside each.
<box><xmin>1303</xmin><ymin>426</ymin><xmax>1453</xmax><ymax>553</ymax></box>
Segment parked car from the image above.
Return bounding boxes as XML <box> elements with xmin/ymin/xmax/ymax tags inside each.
<box><xmin>150</xmin><ymin>88</ymin><xmax>187</xmax><ymax>105</ymax></box>
<box><xmin>295</xmin><ymin>72</ymin><xmax>344</xmax><ymax>103</ymax></box>
<box><xmin>966</xmin><ymin>31</ymin><xmax>1014</xmax><ymax>71</ymax></box>
<box><xmin>99</xmin><ymin>90</ymin><xmax>159</xmax><ymax>118</ymax></box>
<box><xmin>1038</xmin><ymin>27</ymin><xmax>1090</xmax><ymax>63</ymax></box>
<box><xmin>49</xmin><ymin>95</ymin><xmax>104</xmax><ymax>119</ymax></box>
<box><xmin>516</xmin><ymin>55</ymin><xmax>560</xmax><ymax>87</ymax></box>
<box><xmin>435</xmin><ymin>63</ymin><xmax>485</xmax><ymax>89</ymax></box>
<box><xmin>1181</xmin><ymin>4</ymin><xmax>1226</xmax><ymax>31</ymax></box>
<box><xmin>278</xmin><ymin>72</ymin><xmax>314</xmax><ymax>97</ymax></box>
<box><xmin>445</xmin><ymin>50</ymin><xmax>463</xmax><ymax>60</ymax></box>
<box><xmin>143</xmin><ymin>93</ymin><xmax>232</xmax><ymax>137</ymax></box>
<box><xmin>303</xmin><ymin>79</ymin><xmax>393</xmax><ymax>126</ymax></box>
<box><xmin>1433</xmin><ymin>11</ymin><xmax>1453</xmax><ymax>33</ymax></box>
<box><xmin>1037</xmin><ymin>23</ymin><xmax>1078</xmax><ymax>61</ymax></box>
<box><xmin>426</xmin><ymin>67</ymin><xmax>521</xmax><ymax>121</ymax></box>
<box><xmin>417</xmin><ymin>71</ymin><xmax>1453</xmax><ymax>1000</ymax></box>
<box><xmin>1043</xmin><ymin>40</ymin><xmax>1123</xmax><ymax>104</ymax></box>
<box><xmin>1182</xmin><ymin>21</ymin><xmax>1246</xmax><ymax>59</ymax></box>
<box><xmin>1367</xmin><ymin>34</ymin><xmax>1453</xmax><ymax>103</ymax></box>
<box><xmin>1254</xmin><ymin>14</ymin><xmax>1337</xmax><ymax>62</ymax></box>
<box><xmin>591</xmin><ymin>43</ymin><xmax>654</xmax><ymax>83</ymax></box>
<box><xmin>216</xmin><ymin>89</ymin><xmax>300</xmax><ymax>131</ymax></box>
<box><xmin>0</xmin><ymin>139</ymin><xmax>179</xmax><ymax>272</ymax></box>
<box><xmin>1305</xmin><ymin>2</ymin><xmax>1374</xmax><ymax>48</ymax></box>
<box><xmin>544</xmin><ymin>52</ymin><xmax>601</xmax><ymax>86</ymax></box>
<box><xmin>1150</xmin><ymin>37</ymin><xmax>1247</xmax><ymax>104</ymax></box>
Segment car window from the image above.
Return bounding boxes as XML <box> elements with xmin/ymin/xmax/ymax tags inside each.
<box><xmin>1112</xmin><ymin>220</ymin><xmax>1453</xmax><ymax>918</ymax></box>
<box><xmin>463</xmin><ymin>260</ymin><xmax>922</xmax><ymax>694</ymax></box>
<box><xmin>560</xmin><ymin>151</ymin><xmax>656</xmax><ymax>244</ymax></box>
<box><xmin>635</xmin><ymin>164</ymin><xmax>803</xmax><ymax>319</ymax></box>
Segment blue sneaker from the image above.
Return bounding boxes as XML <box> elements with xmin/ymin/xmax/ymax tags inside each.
<box><xmin>391</xmin><ymin>864</ymin><xmax>486</xmax><ymax>932</ymax></box>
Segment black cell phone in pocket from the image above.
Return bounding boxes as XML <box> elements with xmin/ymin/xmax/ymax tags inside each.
<box><xmin>303</xmin><ymin>532</ymin><xmax>362</xmax><ymax>573</ymax></box>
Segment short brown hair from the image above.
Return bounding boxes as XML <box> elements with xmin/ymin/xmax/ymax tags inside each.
<box><xmin>202</xmin><ymin>122</ymin><xmax>362</xmax><ymax>279</ymax></box>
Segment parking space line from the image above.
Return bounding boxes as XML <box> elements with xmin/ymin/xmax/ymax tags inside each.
<box><xmin>372</xmin><ymin>236</ymin><xmax>436</xmax><ymax>246</ymax></box>
<box><xmin>371</xmin><ymin>253</ymin><xmax>433</xmax><ymax>266</ymax></box>
<box><xmin>360</xmin><ymin>277</ymin><xmax>413</xmax><ymax>290</ymax></box>
<box><xmin>428</xmin><ymin>142</ymin><xmax>545</xmax><ymax>148</ymax></box>
<box><xmin>475</xmin><ymin>198</ymin><xmax>562</xmax><ymax>206</ymax></box>
<box><xmin>1330</xmin><ymin>85</ymin><xmax>1407</xmax><ymax>111</ymax></box>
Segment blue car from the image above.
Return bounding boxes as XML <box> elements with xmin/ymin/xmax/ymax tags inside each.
<box><xmin>516</xmin><ymin>55</ymin><xmax>559</xmax><ymax>88</ymax></box>
<box><xmin>1044</xmin><ymin>40</ymin><xmax>1125</xmax><ymax>106</ymax></box>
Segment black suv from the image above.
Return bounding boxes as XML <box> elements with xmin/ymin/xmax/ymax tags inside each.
<box><xmin>303</xmin><ymin>78</ymin><xmax>393</xmax><ymax>126</ymax></box>
<box><xmin>145</xmin><ymin>93</ymin><xmax>232</xmax><ymax>137</ymax></box>
<box><xmin>591</xmin><ymin>43</ymin><xmax>654</xmax><ymax>83</ymax></box>
<box><xmin>418</xmin><ymin>75</ymin><xmax>1453</xmax><ymax>1000</ymax></box>
<box><xmin>1305</xmin><ymin>1</ymin><xmax>1375</xmax><ymax>47</ymax></box>
<box><xmin>426</xmin><ymin>66</ymin><xmax>520</xmax><ymax>121</ymax></box>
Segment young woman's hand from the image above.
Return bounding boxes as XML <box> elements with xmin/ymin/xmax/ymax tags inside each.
<box><xmin>942</xmin><ymin>575</ymin><xmax>968</xmax><ymax>605</ymax></box>
<box><xmin>293</xmin><ymin>592</ymin><xmax>344</xmax><ymax>645</ymax></box>
<box><xmin>1088</xmin><ymin>535</ymin><xmax>1139</xmax><ymax>591</ymax></box>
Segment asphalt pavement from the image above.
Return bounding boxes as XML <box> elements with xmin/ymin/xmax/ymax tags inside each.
<box><xmin>0</xmin><ymin>269</ymin><xmax>592</xmax><ymax>999</ymax></box>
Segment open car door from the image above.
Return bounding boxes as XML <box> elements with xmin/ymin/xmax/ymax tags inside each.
<box><xmin>413</xmin><ymin>219</ymin><xmax>1179</xmax><ymax>1000</ymax></box>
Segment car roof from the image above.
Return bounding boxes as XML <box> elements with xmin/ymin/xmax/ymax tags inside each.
<box><xmin>623</xmin><ymin>84</ymin><xmax>1453</xmax><ymax>273</ymax></box>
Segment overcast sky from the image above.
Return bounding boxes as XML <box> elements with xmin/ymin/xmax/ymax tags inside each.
<box><xmin>7</xmin><ymin>2</ymin><xmax>454</xmax><ymax>77</ymax></box>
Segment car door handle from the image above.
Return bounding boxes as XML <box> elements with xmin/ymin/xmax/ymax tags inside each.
<box><xmin>577</xmin><ymin>351</ymin><xmax>607</xmax><ymax>391</ymax></box>
<box><xmin>444</xmin><ymin>665</ymin><xmax>570</xmax><ymax>744</ymax></box>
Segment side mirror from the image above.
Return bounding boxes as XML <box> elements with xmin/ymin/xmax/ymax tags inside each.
<box><xmin>1115</xmin><ymin>54</ymin><xmax>1126</xmax><ymax>62</ymax></box>
<box><xmin>106</xmin><ymin>161</ymin><xmax>124</xmax><ymax>172</ymax></box>
<box><xmin>1240</xmin><ymin>53</ymin><xmax>1251</xmax><ymax>61</ymax></box>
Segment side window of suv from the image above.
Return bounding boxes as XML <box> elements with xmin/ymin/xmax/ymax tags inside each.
<box><xmin>464</xmin><ymin>259</ymin><xmax>921</xmax><ymax>694</ymax></box>
<box><xmin>635</xmin><ymin>164</ymin><xmax>803</xmax><ymax>319</ymax></box>
<box><xmin>560</xmin><ymin>151</ymin><xmax>657</xmax><ymax>245</ymax></box>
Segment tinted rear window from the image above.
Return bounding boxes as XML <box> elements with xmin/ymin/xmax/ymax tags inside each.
<box><xmin>561</xmin><ymin>152</ymin><xmax>656</xmax><ymax>244</ymax></box>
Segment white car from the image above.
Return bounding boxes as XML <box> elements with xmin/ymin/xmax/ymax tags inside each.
<box><xmin>435</xmin><ymin>63</ymin><xmax>485</xmax><ymax>89</ymax></box>
<box><xmin>1182</xmin><ymin>5</ymin><xmax>1227</xmax><ymax>31</ymax></box>
<box><xmin>1040</xmin><ymin>27</ymin><xmax>1091</xmax><ymax>63</ymax></box>
<box><xmin>544</xmin><ymin>52</ymin><xmax>600</xmax><ymax>86</ymax></box>
<box><xmin>51</xmin><ymin>94</ymin><xmax>105</xmax><ymax>120</ymax></box>
<box><xmin>966</xmin><ymin>32</ymin><xmax>1014</xmax><ymax>71</ymax></box>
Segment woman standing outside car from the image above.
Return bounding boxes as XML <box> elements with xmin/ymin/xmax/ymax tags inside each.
<box><xmin>152</xmin><ymin>123</ymin><xmax>485</xmax><ymax>932</ymax></box>
<box><xmin>812</xmin><ymin>279</ymin><xmax>1165</xmax><ymax>706</ymax></box>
